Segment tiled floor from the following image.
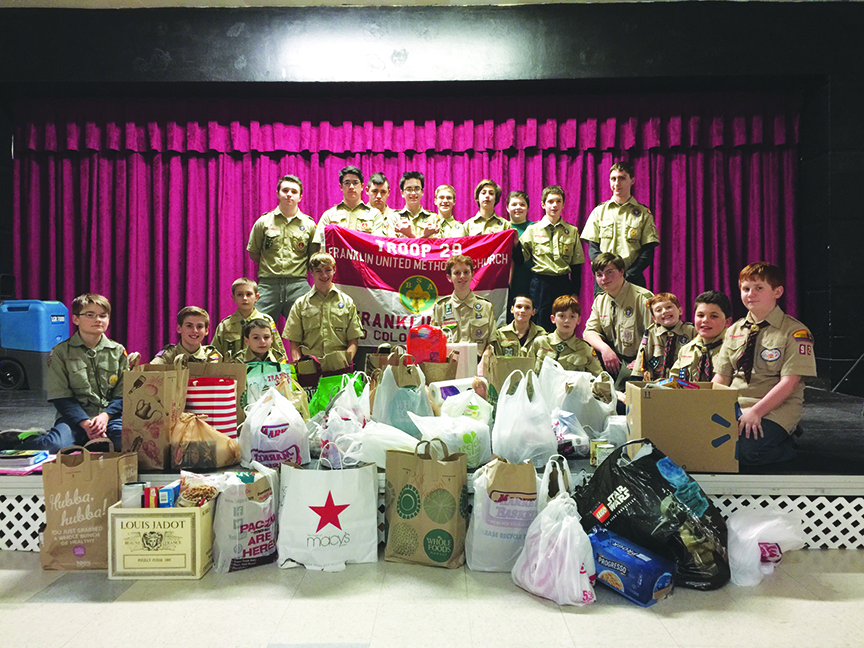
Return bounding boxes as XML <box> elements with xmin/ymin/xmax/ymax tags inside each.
<box><xmin>1</xmin><ymin>548</ymin><xmax>864</xmax><ymax>648</ymax></box>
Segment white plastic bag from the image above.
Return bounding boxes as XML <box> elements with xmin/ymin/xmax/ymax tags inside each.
<box><xmin>492</xmin><ymin>370</ymin><xmax>556</xmax><ymax>468</ymax></box>
<box><xmin>511</xmin><ymin>493</ymin><xmax>596</xmax><ymax>606</ymax></box>
<box><xmin>319</xmin><ymin>407</ymin><xmax>364</xmax><ymax>468</ymax></box>
<box><xmin>240</xmin><ymin>387</ymin><xmax>310</xmax><ymax>468</ymax></box>
<box><xmin>728</xmin><ymin>510</ymin><xmax>807</xmax><ymax>586</ymax></box>
<box><xmin>333</xmin><ymin>420</ymin><xmax>418</xmax><ymax>469</ymax></box>
<box><xmin>327</xmin><ymin>375</ymin><xmax>372</xmax><ymax>424</ymax></box>
<box><xmin>601</xmin><ymin>415</ymin><xmax>629</xmax><ymax>448</ymax></box>
<box><xmin>538</xmin><ymin>454</ymin><xmax>573</xmax><ymax>514</ymax></box>
<box><xmin>560</xmin><ymin>371</ymin><xmax>617</xmax><ymax>436</ymax></box>
<box><xmin>440</xmin><ymin>389</ymin><xmax>493</xmax><ymax>425</ymax></box>
<box><xmin>371</xmin><ymin>364</ymin><xmax>433</xmax><ymax>438</ymax></box>
<box><xmin>551</xmin><ymin>408</ymin><xmax>590</xmax><ymax>457</ymax></box>
<box><xmin>408</xmin><ymin>412</ymin><xmax>492</xmax><ymax>469</ymax></box>
<box><xmin>537</xmin><ymin>357</ymin><xmax>574</xmax><ymax>411</ymax></box>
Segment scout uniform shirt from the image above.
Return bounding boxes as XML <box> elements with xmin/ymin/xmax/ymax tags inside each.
<box><xmin>432</xmin><ymin>291</ymin><xmax>496</xmax><ymax>354</ymax></box>
<box><xmin>231</xmin><ymin>346</ymin><xmax>288</xmax><ymax>365</ymax></box>
<box><xmin>46</xmin><ymin>332</ymin><xmax>127</xmax><ymax>418</ymax></box>
<box><xmin>283</xmin><ymin>286</ymin><xmax>364</xmax><ymax>359</ymax></box>
<box><xmin>462</xmin><ymin>212</ymin><xmax>512</xmax><ymax>236</ymax></box>
<box><xmin>584</xmin><ymin>281</ymin><xmax>654</xmax><ymax>359</ymax></box>
<box><xmin>519</xmin><ymin>216</ymin><xmax>585</xmax><ymax>275</ymax></box>
<box><xmin>713</xmin><ymin>306</ymin><xmax>816</xmax><ymax>433</ymax></box>
<box><xmin>211</xmin><ymin>308</ymin><xmax>286</xmax><ymax>361</ymax></box>
<box><xmin>151</xmin><ymin>344</ymin><xmax>222</xmax><ymax>365</ymax></box>
<box><xmin>671</xmin><ymin>330</ymin><xmax>726</xmax><ymax>382</ymax></box>
<box><xmin>314</xmin><ymin>202</ymin><xmax>385</xmax><ymax>247</ymax></box>
<box><xmin>433</xmin><ymin>215</ymin><xmax>465</xmax><ymax>239</ymax></box>
<box><xmin>529</xmin><ymin>331</ymin><xmax>602</xmax><ymax>376</ymax></box>
<box><xmin>635</xmin><ymin>320</ymin><xmax>697</xmax><ymax>380</ymax></box>
<box><xmin>393</xmin><ymin>207</ymin><xmax>437</xmax><ymax>238</ymax></box>
<box><xmin>582</xmin><ymin>196</ymin><xmax>660</xmax><ymax>270</ymax></box>
<box><xmin>491</xmin><ymin>320</ymin><xmax>545</xmax><ymax>357</ymax></box>
<box><xmin>246</xmin><ymin>208</ymin><xmax>316</xmax><ymax>278</ymax></box>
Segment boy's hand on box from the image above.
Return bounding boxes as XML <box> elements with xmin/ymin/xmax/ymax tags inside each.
<box><xmin>737</xmin><ymin>408</ymin><xmax>764</xmax><ymax>439</ymax></box>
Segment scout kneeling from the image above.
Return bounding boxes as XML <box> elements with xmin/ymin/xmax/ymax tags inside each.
<box><xmin>151</xmin><ymin>306</ymin><xmax>222</xmax><ymax>364</ymax></box>
<box><xmin>19</xmin><ymin>294</ymin><xmax>126</xmax><ymax>453</ymax></box>
<box><xmin>529</xmin><ymin>295</ymin><xmax>602</xmax><ymax>375</ymax></box>
<box><xmin>671</xmin><ymin>290</ymin><xmax>733</xmax><ymax>382</ymax></box>
<box><xmin>432</xmin><ymin>254</ymin><xmax>496</xmax><ymax>354</ymax></box>
<box><xmin>635</xmin><ymin>292</ymin><xmax>696</xmax><ymax>381</ymax></box>
<box><xmin>712</xmin><ymin>263</ymin><xmax>816</xmax><ymax>466</ymax></box>
<box><xmin>232</xmin><ymin>318</ymin><xmax>289</xmax><ymax>364</ymax></box>
<box><xmin>284</xmin><ymin>252</ymin><xmax>364</xmax><ymax>372</ymax></box>
<box><xmin>490</xmin><ymin>295</ymin><xmax>544</xmax><ymax>357</ymax></box>
<box><xmin>211</xmin><ymin>277</ymin><xmax>286</xmax><ymax>361</ymax></box>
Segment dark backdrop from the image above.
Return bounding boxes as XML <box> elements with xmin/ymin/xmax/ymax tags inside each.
<box><xmin>0</xmin><ymin>4</ymin><xmax>860</xmax><ymax>393</ymax></box>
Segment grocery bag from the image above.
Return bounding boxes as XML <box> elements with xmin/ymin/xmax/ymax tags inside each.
<box><xmin>239</xmin><ymin>388</ymin><xmax>310</xmax><ymax>468</ymax></box>
<box><xmin>171</xmin><ymin>412</ymin><xmax>240</xmax><ymax>469</ymax></box>
<box><xmin>213</xmin><ymin>462</ymin><xmax>279</xmax><ymax>573</ymax></box>
<box><xmin>481</xmin><ymin>352</ymin><xmax>535</xmax><ymax>394</ymax></box>
<box><xmin>244</xmin><ymin>361</ymin><xmax>289</xmax><ymax>409</ymax></box>
<box><xmin>384</xmin><ymin>438</ymin><xmax>468</xmax><ymax>568</ymax></box>
<box><xmin>309</xmin><ymin>372</ymin><xmax>365</xmax><ymax>418</ymax></box>
<box><xmin>559</xmin><ymin>371</ymin><xmax>617</xmax><ymax>436</ymax></box>
<box><xmin>727</xmin><ymin>510</ymin><xmax>807</xmax><ymax>586</ymax></box>
<box><xmin>277</xmin><ymin>462</ymin><xmax>378</xmax><ymax>571</ymax></box>
<box><xmin>122</xmin><ymin>363</ymin><xmax>188</xmax><ymax>470</ymax></box>
<box><xmin>466</xmin><ymin>457</ymin><xmax>538</xmax><ymax>572</ymax></box>
<box><xmin>372</xmin><ymin>364</ymin><xmax>433</xmax><ymax>439</ymax></box>
<box><xmin>491</xmin><ymin>370</ymin><xmax>556</xmax><ymax>468</ymax></box>
<box><xmin>41</xmin><ymin>441</ymin><xmax>138</xmax><ymax>570</ymax></box>
<box><xmin>408</xmin><ymin>412</ymin><xmax>491</xmax><ymax>470</ymax></box>
<box><xmin>185</xmin><ymin>377</ymin><xmax>238</xmax><ymax>438</ymax></box>
<box><xmin>574</xmin><ymin>439</ymin><xmax>730</xmax><ymax>590</ymax></box>
<box><xmin>511</xmin><ymin>493</ymin><xmax>596</xmax><ymax>606</ymax></box>
<box><xmin>273</xmin><ymin>373</ymin><xmax>311</xmax><ymax>422</ymax></box>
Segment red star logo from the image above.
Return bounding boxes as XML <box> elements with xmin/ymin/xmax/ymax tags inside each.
<box><xmin>309</xmin><ymin>491</ymin><xmax>350</xmax><ymax>532</ymax></box>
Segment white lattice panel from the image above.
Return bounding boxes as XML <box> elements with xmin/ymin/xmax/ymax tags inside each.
<box><xmin>710</xmin><ymin>495</ymin><xmax>864</xmax><ymax>549</ymax></box>
<box><xmin>0</xmin><ymin>495</ymin><xmax>43</xmax><ymax>552</ymax></box>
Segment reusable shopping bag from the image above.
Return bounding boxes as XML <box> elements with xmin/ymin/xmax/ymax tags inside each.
<box><xmin>385</xmin><ymin>439</ymin><xmax>468</xmax><ymax>568</ymax></box>
<box><xmin>277</xmin><ymin>461</ymin><xmax>378</xmax><ymax>571</ymax></box>
<box><xmin>511</xmin><ymin>493</ymin><xmax>596</xmax><ymax>606</ymax></box>
<box><xmin>41</xmin><ymin>441</ymin><xmax>138</xmax><ymax>570</ymax></box>
<box><xmin>465</xmin><ymin>457</ymin><xmax>538</xmax><ymax>572</ymax></box>
<box><xmin>239</xmin><ymin>387</ymin><xmax>310</xmax><ymax>468</ymax></box>
<box><xmin>491</xmin><ymin>370</ymin><xmax>556</xmax><ymax>468</ymax></box>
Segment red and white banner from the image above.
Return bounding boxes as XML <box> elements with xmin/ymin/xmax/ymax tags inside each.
<box><xmin>325</xmin><ymin>226</ymin><xmax>516</xmax><ymax>346</ymax></box>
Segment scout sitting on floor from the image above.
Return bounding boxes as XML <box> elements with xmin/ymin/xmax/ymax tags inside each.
<box><xmin>232</xmin><ymin>318</ymin><xmax>289</xmax><ymax>364</ymax></box>
<box><xmin>529</xmin><ymin>294</ymin><xmax>602</xmax><ymax>375</ymax></box>
<box><xmin>151</xmin><ymin>306</ymin><xmax>222</xmax><ymax>364</ymax></box>
<box><xmin>634</xmin><ymin>292</ymin><xmax>696</xmax><ymax>381</ymax></box>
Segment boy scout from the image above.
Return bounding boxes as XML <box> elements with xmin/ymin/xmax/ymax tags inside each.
<box><xmin>314</xmin><ymin>166</ymin><xmax>385</xmax><ymax>249</ymax></box>
<box><xmin>432</xmin><ymin>184</ymin><xmax>464</xmax><ymax>238</ymax></box>
<box><xmin>520</xmin><ymin>185</ymin><xmax>584</xmax><ymax>331</ymax></box>
<box><xmin>712</xmin><ymin>263</ymin><xmax>816</xmax><ymax>466</ymax></box>
<box><xmin>491</xmin><ymin>295</ymin><xmax>544</xmax><ymax>357</ymax></box>
<box><xmin>671</xmin><ymin>290</ymin><xmax>733</xmax><ymax>382</ymax></box>
<box><xmin>432</xmin><ymin>254</ymin><xmax>496</xmax><ymax>354</ymax></box>
<box><xmin>366</xmin><ymin>172</ymin><xmax>399</xmax><ymax>232</ymax></box>
<box><xmin>19</xmin><ymin>294</ymin><xmax>126</xmax><ymax>452</ymax></box>
<box><xmin>285</xmin><ymin>252</ymin><xmax>364</xmax><ymax>372</ymax></box>
<box><xmin>529</xmin><ymin>295</ymin><xmax>602</xmax><ymax>375</ymax></box>
<box><xmin>247</xmin><ymin>174</ymin><xmax>316</xmax><ymax>322</ymax></box>
<box><xmin>506</xmin><ymin>191</ymin><xmax>532</xmax><ymax>321</ymax></box>
<box><xmin>635</xmin><ymin>292</ymin><xmax>696</xmax><ymax>381</ymax></box>
<box><xmin>151</xmin><ymin>306</ymin><xmax>222</xmax><ymax>364</ymax></box>
<box><xmin>582</xmin><ymin>161</ymin><xmax>659</xmax><ymax>288</ymax></box>
<box><xmin>393</xmin><ymin>171</ymin><xmax>437</xmax><ymax>238</ymax></box>
<box><xmin>232</xmin><ymin>318</ymin><xmax>289</xmax><ymax>364</ymax></box>
<box><xmin>462</xmin><ymin>179</ymin><xmax>512</xmax><ymax>236</ymax></box>
<box><xmin>211</xmin><ymin>277</ymin><xmax>286</xmax><ymax>360</ymax></box>
<box><xmin>582</xmin><ymin>253</ymin><xmax>653</xmax><ymax>388</ymax></box>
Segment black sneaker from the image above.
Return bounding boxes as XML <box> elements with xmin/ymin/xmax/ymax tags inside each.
<box><xmin>0</xmin><ymin>429</ymin><xmax>46</xmax><ymax>451</ymax></box>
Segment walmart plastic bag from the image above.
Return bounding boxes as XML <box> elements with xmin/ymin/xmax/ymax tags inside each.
<box><xmin>728</xmin><ymin>510</ymin><xmax>807</xmax><ymax>586</ymax></box>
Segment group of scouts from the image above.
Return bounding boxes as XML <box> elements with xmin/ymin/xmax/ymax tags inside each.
<box><xmin>9</xmin><ymin>162</ymin><xmax>816</xmax><ymax>470</ymax></box>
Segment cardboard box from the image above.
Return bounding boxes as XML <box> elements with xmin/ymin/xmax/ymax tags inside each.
<box><xmin>625</xmin><ymin>382</ymin><xmax>739</xmax><ymax>473</ymax></box>
<box><xmin>108</xmin><ymin>500</ymin><xmax>214</xmax><ymax>579</ymax></box>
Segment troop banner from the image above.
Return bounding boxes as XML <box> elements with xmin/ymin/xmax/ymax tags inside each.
<box><xmin>325</xmin><ymin>226</ymin><xmax>516</xmax><ymax>347</ymax></box>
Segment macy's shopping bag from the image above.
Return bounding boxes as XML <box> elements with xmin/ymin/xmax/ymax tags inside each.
<box><xmin>384</xmin><ymin>439</ymin><xmax>468</xmax><ymax>569</ymax></box>
<box><xmin>41</xmin><ymin>442</ymin><xmax>138</xmax><ymax>570</ymax></box>
<box><xmin>276</xmin><ymin>462</ymin><xmax>378</xmax><ymax>571</ymax></box>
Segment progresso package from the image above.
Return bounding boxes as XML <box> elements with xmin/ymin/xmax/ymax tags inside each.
<box><xmin>588</xmin><ymin>527</ymin><xmax>676</xmax><ymax>606</ymax></box>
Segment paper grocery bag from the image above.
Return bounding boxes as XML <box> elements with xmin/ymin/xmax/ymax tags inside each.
<box><xmin>481</xmin><ymin>353</ymin><xmax>535</xmax><ymax>394</ymax></box>
<box><xmin>385</xmin><ymin>439</ymin><xmax>468</xmax><ymax>568</ymax></box>
<box><xmin>122</xmin><ymin>364</ymin><xmax>188</xmax><ymax>469</ymax></box>
<box><xmin>41</xmin><ymin>442</ymin><xmax>138</xmax><ymax>570</ymax></box>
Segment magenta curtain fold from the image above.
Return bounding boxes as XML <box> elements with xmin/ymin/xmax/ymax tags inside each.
<box><xmin>12</xmin><ymin>92</ymin><xmax>799</xmax><ymax>361</ymax></box>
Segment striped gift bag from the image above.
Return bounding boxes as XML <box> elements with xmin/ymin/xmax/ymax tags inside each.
<box><xmin>186</xmin><ymin>377</ymin><xmax>238</xmax><ymax>438</ymax></box>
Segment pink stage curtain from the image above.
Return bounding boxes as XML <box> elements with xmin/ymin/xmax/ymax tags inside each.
<box><xmin>12</xmin><ymin>93</ymin><xmax>799</xmax><ymax>360</ymax></box>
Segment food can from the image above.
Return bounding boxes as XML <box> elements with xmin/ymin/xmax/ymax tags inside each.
<box><xmin>595</xmin><ymin>443</ymin><xmax>615</xmax><ymax>466</ymax></box>
<box><xmin>121</xmin><ymin>481</ymin><xmax>146</xmax><ymax>508</ymax></box>
<box><xmin>590</xmin><ymin>439</ymin><xmax>608</xmax><ymax>466</ymax></box>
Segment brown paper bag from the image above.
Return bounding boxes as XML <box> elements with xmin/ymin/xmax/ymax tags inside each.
<box><xmin>481</xmin><ymin>353</ymin><xmax>535</xmax><ymax>394</ymax></box>
<box><xmin>170</xmin><ymin>412</ymin><xmax>240</xmax><ymax>470</ymax></box>
<box><xmin>384</xmin><ymin>438</ymin><xmax>467</xmax><ymax>569</ymax></box>
<box><xmin>419</xmin><ymin>358</ymin><xmax>459</xmax><ymax>384</ymax></box>
<box><xmin>365</xmin><ymin>346</ymin><xmax>408</xmax><ymax>374</ymax></box>
<box><xmin>41</xmin><ymin>442</ymin><xmax>138</xmax><ymax>570</ymax></box>
<box><xmin>122</xmin><ymin>363</ymin><xmax>188</xmax><ymax>470</ymax></box>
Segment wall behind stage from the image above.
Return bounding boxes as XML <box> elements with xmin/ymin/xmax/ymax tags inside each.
<box><xmin>0</xmin><ymin>4</ymin><xmax>862</xmax><ymax>392</ymax></box>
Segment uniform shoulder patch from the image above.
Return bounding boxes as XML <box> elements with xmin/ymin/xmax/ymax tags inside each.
<box><xmin>792</xmin><ymin>329</ymin><xmax>813</xmax><ymax>343</ymax></box>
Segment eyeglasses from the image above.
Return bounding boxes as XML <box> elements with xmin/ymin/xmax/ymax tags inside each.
<box><xmin>341</xmin><ymin>180</ymin><xmax>361</xmax><ymax>187</ymax></box>
<box><xmin>79</xmin><ymin>312</ymin><xmax>110</xmax><ymax>320</ymax></box>
<box><xmin>404</xmin><ymin>186</ymin><xmax>423</xmax><ymax>194</ymax></box>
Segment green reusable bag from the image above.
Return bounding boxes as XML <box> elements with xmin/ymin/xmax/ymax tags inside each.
<box><xmin>308</xmin><ymin>372</ymin><xmax>365</xmax><ymax>417</ymax></box>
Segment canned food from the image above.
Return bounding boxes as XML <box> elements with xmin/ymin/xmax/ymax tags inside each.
<box><xmin>595</xmin><ymin>443</ymin><xmax>616</xmax><ymax>466</ymax></box>
<box><xmin>589</xmin><ymin>439</ymin><xmax>607</xmax><ymax>466</ymax></box>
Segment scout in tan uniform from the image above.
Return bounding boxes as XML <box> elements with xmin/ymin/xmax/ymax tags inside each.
<box><xmin>211</xmin><ymin>277</ymin><xmax>286</xmax><ymax>361</ymax></box>
<box><xmin>231</xmin><ymin>319</ymin><xmax>289</xmax><ymax>364</ymax></box>
<box><xmin>583</xmin><ymin>253</ymin><xmax>653</xmax><ymax>388</ymax></box>
<box><xmin>19</xmin><ymin>294</ymin><xmax>126</xmax><ymax>453</ymax></box>
<box><xmin>635</xmin><ymin>292</ymin><xmax>696</xmax><ymax>381</ymax></box>
<box><xmin>713</xmin><ymin>263</ymin><xmax>816</xmax><ymax>466</ymax></box>
<box><xmin>366</xmin><ymin>172</ymin><xmax>400</xmax><ymax>234</ymax></box>
<box><xmin>247</xmin><ymin>174</ymin><xmax>316</xmax><ymax>322</ymax></box>
<box><xmin>520</xmin><ymin>185</ymin><xmax>585</xmax><ymax>332</ymax></box>
<box><xmin>462</xmin><ymin>179</ymin><xmax>512</xmax><ymax>236</ymax></box>
<box><xmin>432</xmin><ymin>254</ymin><xmax>496</xmax><ymax>354</ymax></box>
<box><xmin>314</xmin><ymin>166</ymin><xmax>385</xmax><ymax>249</ymax></box>
<box><xmin>431</xmin><ymin>184</ymin><xmax>465</xmax><ymax>239</ymax></box>
<box><xmin>491</xmin><ymin>295</ymin><xmax>544</xmax><ymax>357</ymax></box>
<box><xmin>529</xmin><ymin>295</ymin><xmax>602</xmax><ymax>375</ymax></box>
<box><xmin>151</xmin><ymin>306</ymin><xmax>222</xmax><ymax>365</ymax></box>
<box><xmin>671</xmin><ymin>290</ymin><xmax>733</xmax><ymax>382</ymax></box>
<box><xmin>284</xmin><ymin>253</ymin><xmax>364</xmax><ymax>372</ymax></box>
<box><xmin>392</xmin><ymin>171</ymin><xmax>438</xmax><ymax>238</ymax></box>
<box><xmin>582</xmin><ymin>161</ymin><xmax>659</xmax><ymax>288</ymax></box>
